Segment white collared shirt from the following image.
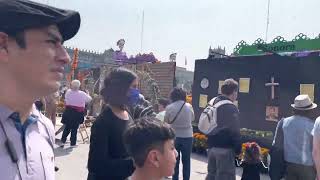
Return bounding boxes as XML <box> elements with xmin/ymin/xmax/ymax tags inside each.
<box><xmin>0</xmin><ymin>104</ymin><xmax>55</xmax><ymax>180</ymax></box>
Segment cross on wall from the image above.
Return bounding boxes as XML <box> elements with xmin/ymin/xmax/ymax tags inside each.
<box><xmin>265</xmin><ymin>77</ymin><xmax>279</xmax><ymax>100</ymax></box>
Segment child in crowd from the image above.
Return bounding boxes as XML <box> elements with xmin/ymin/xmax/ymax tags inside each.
<box><xmin>156</xmin><ymin>98</ymin><xmax>170</xmax><ymax>121</ymax></box>
<box><xmin>123</xmin><ymin>117</ymin><xmax>178</xmax><ymax>180</ymax></box>
<box><xmin>239</xmin><ymin>142</ymin><xmax>268</xmax><ymax>180</ymax></box>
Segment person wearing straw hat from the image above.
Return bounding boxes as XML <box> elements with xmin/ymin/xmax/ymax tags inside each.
<box><xmin>270</xmin><ymin>94</ymin><xmax>317</xmax><ymax>180</ymax></box>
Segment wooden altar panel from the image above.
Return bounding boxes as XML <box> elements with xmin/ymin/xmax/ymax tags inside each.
<box><xmin>193</xmin><ymin>55</ymin><xmax>320</xmax><ymax>132</ymax></box>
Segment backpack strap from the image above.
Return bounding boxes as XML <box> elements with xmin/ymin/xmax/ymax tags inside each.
<box><xmin>207</xmin><ymin>97</ymin><xmax>233</xmax><ymax>107</ymax></box>
<box><xmin>201</xmin><ymin>98</ymin><xmax>216</xmax><ymax>122</ymax></box>
<box><xmin>207</xmin><ymin>97</ymin><xmax>217</xmax><ymax>106</ymax></box>
<box><xmin>204</xmin><ymin>97</ymin><xmax>233</xmax><ymax>123</ymax></box>
<box><xmin>213</xmin><ymin>99</ymin><xmax>233</xmax><ymax>108</ymax></box>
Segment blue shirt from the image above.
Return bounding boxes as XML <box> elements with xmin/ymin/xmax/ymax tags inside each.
<box><xmin>283</xmin><ymin>115</ymin><xmax>314</xmax><ymax>166</ymax></box>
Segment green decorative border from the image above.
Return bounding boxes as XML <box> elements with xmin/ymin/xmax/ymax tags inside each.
<box><xmin>233</xmin><ymin>33</ymin><xmax>320</xmax><ymax>56</ymax></box>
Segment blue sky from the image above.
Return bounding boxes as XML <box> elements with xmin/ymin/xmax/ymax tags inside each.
<box><xmin>37</xmin><ymin>0</ymin><xmax>320</xmax><ymax>71</ymax></box>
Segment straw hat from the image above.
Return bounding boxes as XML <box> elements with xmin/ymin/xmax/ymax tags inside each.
<box><xmin>291</xmin><ymin>94</ymin><xmax>317</xmax><ymax>110</ymax></box>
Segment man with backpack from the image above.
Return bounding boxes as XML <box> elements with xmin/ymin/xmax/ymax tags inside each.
<box><xmin>198</xmin><ymin>78</ymin><xmax>241</xmax><ymax>180</ymax></box>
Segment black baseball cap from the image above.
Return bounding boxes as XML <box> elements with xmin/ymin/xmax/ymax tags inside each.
<box><xmin>0</xmin><ymin>0</ymin><xmax>81</xmax><ymax>41</ymax></box>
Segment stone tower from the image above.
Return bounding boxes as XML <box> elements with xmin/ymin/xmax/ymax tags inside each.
<box><xmin>209</xmin><ymin>46</ymin><xmax>226</xmax><ymax>58</ymax></box>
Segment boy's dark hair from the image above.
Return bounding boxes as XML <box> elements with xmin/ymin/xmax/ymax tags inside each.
<box><xmin>123</xmin><ymin>117</ymin><xmax>175</xmax><ymax>167</ymax></box>
<box><xmin>100</xmin><ymin>67</ymin><xmax>137</xmax><ymax>109</ymax></box>
<box><xmin>158</xmin><ymin>98</ymin><xmax>170</xmax><ymax>108</ymax></box>
<box><xmin>170</xmin><ymin>87</ymin><xmax>186</xmax><ymax>102</ymax></box>
<box><xmin>221</xmin><ymin>78</ymin><xmax>238</xmax><ymax>95</ymax></box>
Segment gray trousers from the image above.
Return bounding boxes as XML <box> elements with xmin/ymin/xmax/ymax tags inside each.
<box><xmin>285</xmin><ymin>162</ymin><xmax>316</xmax><ymax>180</ymax></box>
<box><xmin>206</xmin><ymin>147</ymin><xmax>236</xmax><ymax>180</ymax></box>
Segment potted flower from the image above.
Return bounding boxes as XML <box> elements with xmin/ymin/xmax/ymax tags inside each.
<box><xmin>193</xmin><ymin>133</ymin><xmax>208</xmax><ymax>155</ymax></box>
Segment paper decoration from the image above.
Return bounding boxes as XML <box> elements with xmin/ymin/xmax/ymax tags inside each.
<box><xmin>239</xmin><ymin>78</ymin><xmax>250</xmax><ymax>93</ymax></box>
<box><xmin>199</xmin><ymin>94</ymin><xmax>208</xmax><ymax>108</ymax></box>
<box><xmin>200</xmin><ymin>78</ymin><xmax>209</xmax><ymax>89</ymax></box>
<box><xmin>300</xmin><ymin>84</ymin><xmax>315</xmax><ymax>101</ymax></box>
<box><xmin>266</xmin><ymin>106</ymin><xmax>279</xmax><ymax>122</ymax></box>
<box><xmin>218</xmin><ymin>81</ymin><xmax>224</xmax><ymax>94</ymax></box>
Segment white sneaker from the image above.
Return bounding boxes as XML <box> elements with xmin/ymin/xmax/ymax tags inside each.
<box><xmin>70</xmin><ymin>145</ymin><xmax>78</xmax><ymax>148</ymax></box>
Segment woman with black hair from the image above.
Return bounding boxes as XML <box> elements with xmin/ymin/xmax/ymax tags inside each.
<box><xmin>164</xmin><ymin>87</ymin><xmax>194</xmax><ymax>180</ymax></box>
<box><xmin>87</xmin><ymin>67</ymin><xmax>138</xmax><ymax>180</ymax></box>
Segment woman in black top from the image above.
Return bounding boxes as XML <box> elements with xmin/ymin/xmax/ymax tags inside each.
<box><xmin>87</xmin><ymin>68</ymin><xmax>140</xmax><ymax>180</ymax></box>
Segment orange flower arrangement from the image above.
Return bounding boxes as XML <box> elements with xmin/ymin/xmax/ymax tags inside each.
<box><xmin>240</xmin><ymin>142</ymin><xmax>269</xmax><ymax>160</ymax></box>
<box><xmin>193</xmin><ymin>133</ymin><xmax>208</xmax><ymax>151</ymax></box>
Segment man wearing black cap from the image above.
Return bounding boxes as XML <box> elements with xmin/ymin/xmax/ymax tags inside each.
<box><xmin>0</xmin><ymin>0</ymin><xmax>80</xmax><ymax>179</ymax></box>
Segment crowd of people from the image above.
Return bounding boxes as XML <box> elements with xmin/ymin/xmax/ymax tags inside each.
<box><xmin>85</xmin><ymin>67</ymin><xmax>195</xmax><ymax>180</ymax></box>
<box><xmin>200</xmin><ymin>79</ymin><xmax>320</xmax><ymax>180</ymax></box>
<box><xmin>1</xmin><ymin>1</ymin><xmax>320</xmax><ymax>180</ymax></box>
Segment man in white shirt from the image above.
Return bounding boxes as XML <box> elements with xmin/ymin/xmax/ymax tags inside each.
<box><xmin>312</xmin><ymin>117</ymin><xmax>320</xmax><ymax>180</ymax></box>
